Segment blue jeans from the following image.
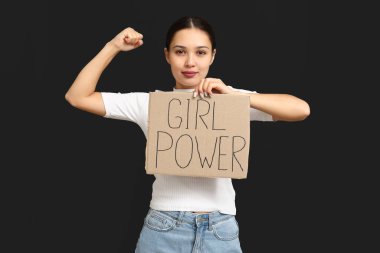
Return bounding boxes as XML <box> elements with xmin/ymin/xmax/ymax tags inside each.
<box><xmin>135</xmin><ymin>208</ymin><xmax>243</xmax><ymax>253</ymax></box>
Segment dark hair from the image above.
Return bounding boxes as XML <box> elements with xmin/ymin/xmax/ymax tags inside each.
<box><xmin>165</xmin><ymin>16</ymin><xmax>216</xmax><ymax>50</ymax></box>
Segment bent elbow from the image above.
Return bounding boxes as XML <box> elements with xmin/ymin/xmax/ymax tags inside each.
<box><xmin>299</xmin><ymin>102</ymin><xmax>310</xmax><ymax>120</ymax></box>
<box><xmin>65</xmin><ymin>92</ymin><xmax>78</xmax><ymax>108</ymax></box>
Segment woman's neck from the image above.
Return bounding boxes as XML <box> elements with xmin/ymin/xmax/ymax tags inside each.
<box><xmin>175</xmin><ymin>83</ymin><xmax>196</xmax><ymax>90</ymax></box>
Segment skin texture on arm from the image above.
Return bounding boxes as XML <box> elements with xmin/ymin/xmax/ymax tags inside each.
<box><xmin>234</xmin><ymin>92</ymin><xmax>310</xmax><ymax>122</ymax></box>
<box><xmin>193</xmin><ymin>78</ymin><xmax>310</xmax><ymax>122</ymax></box>
<box><xmin>64</xmin><ymin>27</ymin><xmax>144</xmax><ymax>116</ymax></box>
<box><xmin>64</xmin><ymin>44</ymin><xmax>119</xmax><ymax>116</ymax></box>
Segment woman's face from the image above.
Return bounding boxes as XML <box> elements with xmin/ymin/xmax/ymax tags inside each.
<box><xmin>165</xmin><ymin>28</ymin><xmax>215</xmax><ymax>89</ymax></box>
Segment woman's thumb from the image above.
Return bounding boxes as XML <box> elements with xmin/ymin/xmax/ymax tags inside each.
<box><xmin>135</xmin><ymin>40</ymin><xmax>144</xmax><ymax>48</ymax></box>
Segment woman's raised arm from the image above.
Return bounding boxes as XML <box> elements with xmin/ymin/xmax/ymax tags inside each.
<box><xmin>64</xmin><ymin>27</ymin><xmax>143</xmax><ymax>116</ymax></box>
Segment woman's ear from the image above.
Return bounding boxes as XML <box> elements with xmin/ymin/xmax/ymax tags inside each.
<box><xmin>164</xmin><ymin>48</ymin><xmax>170</xmax><ymax>64</ymax></box>
<box><xmin>210</xmin><ymin>49</ymin><xmax>216</xmax><ymax>65</ymax></box>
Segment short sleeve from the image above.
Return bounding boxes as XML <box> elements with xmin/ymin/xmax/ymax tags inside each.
<box><xmin>100</xmin><ymin>92</ymin><xmax>149</xmax><ymax>123</ymax></box>
<box><xmin>228</xmin><ymin>86</ymin><xmax>274</xmax><ymax>122</ymax></box>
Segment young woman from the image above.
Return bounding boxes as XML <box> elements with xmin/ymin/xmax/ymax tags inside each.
<box><xmin>65</xmin><ymin>16</ymin><xmax>310</xmax><ymax>253</ymax></box>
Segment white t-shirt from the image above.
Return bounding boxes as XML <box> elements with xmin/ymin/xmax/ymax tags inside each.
<box><xmin>101</xmin><ymin>86</ymin><xmax>273</xmax><ymax>215</ymax></box>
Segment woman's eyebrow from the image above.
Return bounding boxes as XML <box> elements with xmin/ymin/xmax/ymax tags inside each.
<box><xmin>172</xmin><ymin>45</ymin><xmax>210</xmax><ymax>49</ymax></box>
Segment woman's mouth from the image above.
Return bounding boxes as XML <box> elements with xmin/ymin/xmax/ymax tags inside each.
<box><xmin>181</xmin><ymin>71</ymin><xmax>198</xmax><ymax>78</ymax></box>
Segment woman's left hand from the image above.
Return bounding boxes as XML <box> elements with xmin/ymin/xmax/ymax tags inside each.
<box><xmin>194</xmin><ymin>78</ymin><xmax>234</xmax><ymax>98</ymax></box>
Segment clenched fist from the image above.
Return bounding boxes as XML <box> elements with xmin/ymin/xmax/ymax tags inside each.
<box><xmin>109</xmin><ymin>27</ymin><xmax>144</xmax><ymax>52</ymax></box>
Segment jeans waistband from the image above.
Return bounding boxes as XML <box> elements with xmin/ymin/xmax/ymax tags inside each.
<box><xmin>148</xmin><ymin>208</ymin><xmax>234</xmax><ymax>227</ymax></box>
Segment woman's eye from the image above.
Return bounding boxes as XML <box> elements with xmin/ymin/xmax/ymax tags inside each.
<box><xmin>197</xmin><ymin>51</ymin><xmax>207</xmax><ymax>56</ymax></box>
<box><xmin>175</xmin><ymin>50</ymin><xmax>185</xmax><ymax>55</ymax></box>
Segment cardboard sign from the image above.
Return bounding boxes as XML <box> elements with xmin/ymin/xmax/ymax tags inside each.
<box><xmin>145</xmin><ymin>91</ymin><xmax>250</xmax><ymax>179</ymax></box>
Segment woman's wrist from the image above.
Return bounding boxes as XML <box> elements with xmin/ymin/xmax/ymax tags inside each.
<box><xmin>104</xmin><ymin>42</ymin><xmax>121</xmax><ymax>56</ymax></box>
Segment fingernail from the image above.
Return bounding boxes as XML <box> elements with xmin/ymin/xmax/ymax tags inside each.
<box><xmin>200</xmin><ymin>93</ymin><xmax>204</xmax><ymax>99</ymax></box>
<box><xmin>193</xmin><ymin>91</ymin><xmax>198</xmax><ymax>98</ymax></box>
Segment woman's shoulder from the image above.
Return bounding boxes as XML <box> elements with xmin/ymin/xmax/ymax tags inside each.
<box><xmin>227</xmin><ymin>85</ymin><xmax>258</xmax><ymax>94</ymax></box>
<box><xmin>101</xmin><ymin>91</ymin><xmax>150</xmax><ymax>106</ymax></box>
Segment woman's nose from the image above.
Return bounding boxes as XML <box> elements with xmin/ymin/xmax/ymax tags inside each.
<box><xmin>185</xmin><ymin>54</ymin><xmax>196</xmax><ymax>67</ymax></box>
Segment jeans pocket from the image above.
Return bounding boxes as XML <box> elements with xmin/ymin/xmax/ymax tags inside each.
<box><xmin>212</xmin><ymin>216</ymin><xmax>239</xmax><ymax>241</ymax></box>
<box><xmin>144</xmin><ymin>210</ymin><xmax>176</xmax><ymax>232</ymax></box>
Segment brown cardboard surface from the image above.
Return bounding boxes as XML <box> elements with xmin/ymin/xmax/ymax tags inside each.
<box><xmin>145</xmin><ymin>91</ymin><xmax>250</xmax><ymax>179</ymax></box>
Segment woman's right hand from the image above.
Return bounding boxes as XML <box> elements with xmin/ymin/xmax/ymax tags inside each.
<box><xmin>109</xmin><ymin>27</ymin><xmax>144</xmax><ymax>52</ymax></box>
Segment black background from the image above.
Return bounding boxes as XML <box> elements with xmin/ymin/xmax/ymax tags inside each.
<box><xmin>3</xmin><ymin>1</ymin><xmax>367</xmax><ymax>253</ymax></box>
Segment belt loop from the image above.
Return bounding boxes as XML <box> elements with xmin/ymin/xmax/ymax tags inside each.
<box><xmin>176</xmin><ymin>211</ymin><xmax>185</xmax><ymax>226</ymax></box>
<box><xmin>207</xmin><ymin>213</ymin><xmax>212</xmax><ymax>231</ymax></box>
